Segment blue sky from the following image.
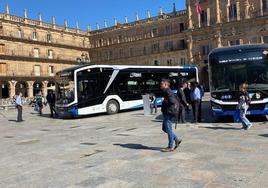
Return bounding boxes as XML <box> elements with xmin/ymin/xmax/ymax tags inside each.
<box><xmin>0</xmin><ymin>0</ymin><xmax>186</xmax><ymax>30</ymax></box>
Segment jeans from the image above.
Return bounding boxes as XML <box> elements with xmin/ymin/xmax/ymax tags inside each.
<box><xmin>49</xmin><ymin>103</ymin><xmax>57</xmax><ymax>117</ymax></box>
<box><xmin>162</xmin><ymin>114</ymin><xmax>178</xmax><ymax>148</ymax></box>
<box><xmin>17</xmin><ymin>105</ymin><xmax>23</xmax><ymax>122</ymax></box>
<box><xmin>192</xmin><ymin>100</ymin><xmax>200</xmax><ymax>123</ymax></box>
<box><xmin>240</xmin><ymin>108</ymin><xmax>252</xmax><ymax>128</ymax></box>
<box><xmin>178</xmin><ymin>105</ymin><xmax>186</xmax><ymax>123</ymax></box>
<box><xmin>150</xmin><ymin>103</ymin><xmax>157</xmax><ymax>114</ymax></box>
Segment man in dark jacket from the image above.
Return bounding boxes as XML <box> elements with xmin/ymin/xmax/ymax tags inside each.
<box><xmin>161</xmin><ymin>79</ymin><xmax>182</xmax><ymax>152</ymax></box>
<box><xmin>46</xmin><ymin>90</ymin><xmax>57</xmax><ymax>118</ymax></box>
<box><xmin>177</xmin><ymin>82</ymin><xmax>189</xmax><ymax>123</ymax></box>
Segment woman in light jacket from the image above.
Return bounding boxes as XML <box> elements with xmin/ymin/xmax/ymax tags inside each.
<box><xmin>238</xmin><ymin>83</ymin><xmax>252</xmax><ymax>130</ymax></box>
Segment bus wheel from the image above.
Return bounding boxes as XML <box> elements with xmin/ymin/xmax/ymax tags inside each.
<box><xmin>106</xmin><ymin>100</ymin><xmax>119</xmax><ymax>115</ymax></box>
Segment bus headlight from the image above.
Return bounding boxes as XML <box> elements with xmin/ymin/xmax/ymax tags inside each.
<box><xmin>212</xmin><ymin>104</ymin><xmax>222</xmax><ymax>111</ymax></box>
<box><xmin>256</xmin><ymin>93</ymin><xmax>261</xmax><ymax>100</ymax></box>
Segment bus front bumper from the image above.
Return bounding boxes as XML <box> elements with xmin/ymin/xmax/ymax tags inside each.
<box><xmin>56</xmin><ymin>105</ymin><xmax>78</xmax><ymax>117</ymax></box>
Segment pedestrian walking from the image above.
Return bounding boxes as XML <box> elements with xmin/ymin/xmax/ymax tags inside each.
<box><xmin>46</xmin><ymin>90</ymin><xmax>58</xmax><ymax>118</ymax></box>
<box><xmin>184</xmin><ymin>82</ymin><xmax>191</xmax><ymax>114</ymax></box>
<box><xmin>150</xmin><ymin>93</ymin><xmax>157</xmax><ymax>114</ymax></box>
<box><xmin>197</xmin><ymin>83</ymin><xmax>205</xmax><ymax>122</ymax></box>
<box><xmin>35</xmin><ymin>91</ymin><xmax>45</xmax><ymax>115</ymax></box>
<box><xmin>160</xmin><ymin>79</ymin><xmax>182</xmax><ymax>152</ymax></box>
<box><xmin>15</xmin><ymin>92</ymin><xmax>23</xmax><ymax>122</ymax></box>
<box><xmin>238</xmin><ymin>83</ymin><xmax>252</xmax><ymax>130</ymax></box>
<box><xmin>177</xmin><ymin>82</ymin><xmax>189</xmax><ymax>124</ymax></box>
<box><xmin>190</xmin><ymin>82</ymin><xmax>201</xmax><ymax>123</ymax></box>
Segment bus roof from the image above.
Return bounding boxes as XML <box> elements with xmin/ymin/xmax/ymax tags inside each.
<box><xmin>59</xmin><ymin>64</ymin><xmax>197</xmax><ymax>73</ymax></box>
<box><xmin>209</xmin><ymin>44</ymin><xmax>268</xmax><ymax>55</ymax></box>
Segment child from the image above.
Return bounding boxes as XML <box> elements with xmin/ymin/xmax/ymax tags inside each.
<box><xmin>150</xmin><ymin>93</ymin><xmax>157</xmax><ymax>114</ymax></box>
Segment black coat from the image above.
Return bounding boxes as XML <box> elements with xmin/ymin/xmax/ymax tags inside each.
<box><xmin>46</xmin><ymin>93</ymin><xmax>56</xmax><ymax>104</ymax></box>
<box><xmin>177</xmin><ymin>88</ymin><xmax>188</xmax><ymax>107</ymax></box>
<box><xmin>161</xmin><ymin>88</ymin><xmax>177</xmax><ymax>115</ymax></box>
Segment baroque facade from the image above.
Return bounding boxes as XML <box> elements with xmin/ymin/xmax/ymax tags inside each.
<box><xmin>1</xmin><ymin>0</ymin><xmax>268</xmax><ymax>99</ymax></box>
<box><xmin>0</xmin><ymin>5</ymin><xmax>90</xmax><ymax>99</ymax></box>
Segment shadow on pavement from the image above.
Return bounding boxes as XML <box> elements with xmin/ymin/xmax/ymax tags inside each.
<box><xmin>8</xmin><ymin>120</ymin><xmax>17</xmax><ymax>122</ymax></box>
<box><xmin>200</xmin><ymin>126</ymin><xmax>242</xmax><ymax>130</ymax></box>
<box><xmin>259</xmin><ymin>134</ymin><xmax>268</xmax><ymax>138</ymax></box>
<box><xmin>113</xmin><ymin>143</ymin><xmax>161</xmax><ymax>151</ymax></box>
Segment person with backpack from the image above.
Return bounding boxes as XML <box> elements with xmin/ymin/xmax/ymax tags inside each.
<box><xmin>238</xmin><ymin>83</ymin><xmax>252</xmax><ymax>130</ymax></box>
<box><xmin>160</xmin><ymin>79</ymin><xmax>182</xmax><ymax>152</ymax></box>
<box><xmin>35</xmin><ymin>91</ymin><xmax>45</xmax><ymax>115</ymax></box>
<box><xmin>177</xmin><ymin>81</ymin><xmax>189</xmax><ymax>124</ymax></box>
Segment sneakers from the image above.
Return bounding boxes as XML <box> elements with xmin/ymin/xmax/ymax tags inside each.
<box><xmin>245</xmin><ymin>124</ymin><xmax>253</xmax><ymax>130</ymax></box>
<box><xmin>160</xmin><ymin>147</ymin><xmax>174</xmax><ymax>152</ymax></box>
<box><xmin>174</xmin><ymin>139</ymin><xmax>182</xmax><ymax>150</ymax></box>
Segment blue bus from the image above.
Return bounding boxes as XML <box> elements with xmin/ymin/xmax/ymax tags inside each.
<box><xmin>208</xmin><ymin>44</ymin><xmax>268</xmax><ymax>122</ymax></box>
<box><xmin>55</xmin><ymin>64</ymin><xmax>198</xmax><ymax>116</ymax></box>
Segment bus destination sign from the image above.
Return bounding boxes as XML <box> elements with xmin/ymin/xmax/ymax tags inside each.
<box><xmin>219</xmin><ymin>56</ymin><xmax>263</xmax><ymax>64</ymax></box>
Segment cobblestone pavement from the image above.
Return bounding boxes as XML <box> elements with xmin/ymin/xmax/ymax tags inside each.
<box><xmin>0</xmin><ymin>103</ymin><xmax>268</xmax><ymax>188</ymax></box>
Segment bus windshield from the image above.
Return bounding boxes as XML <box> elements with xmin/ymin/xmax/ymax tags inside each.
<box><xmin>210</xmin><ymin>52</ymin><xmax>268</xmax><ymax>92</ymax></box>
<box><xmin>55</xmin><ymin>72</ymin><xmax>75</xmax><ymax>105</ymax></box>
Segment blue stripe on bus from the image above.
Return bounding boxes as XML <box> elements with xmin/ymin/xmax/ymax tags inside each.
<box><xmin>67</xmin><ymin>108</ymin><xmax>79</xmax><ymax>116</ymax></box>
<box><xmin>183</xmin><ymin>66</ymin><xmax>196</xmax><ymax>69</ymax></box>
<box><xmin>212</xmin><ymin>108</ymin><xmax>268</xmax><ymax>123</ymax></box>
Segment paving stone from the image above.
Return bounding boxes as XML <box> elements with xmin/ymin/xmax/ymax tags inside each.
<box><xmin>0</xmin><ymin>106</ymin><xmax>267</xmax><ymax>187</ymax></box>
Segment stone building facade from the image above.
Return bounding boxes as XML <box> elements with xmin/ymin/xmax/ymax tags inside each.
<box><xmin>1</xmin><ymin>0</ymin><xmax>268</xmax><ymax>99</ymax></box>
<box><xmin>0</xmin><ymin>5</ymin><xmax>90</xmax><ymax>99</ymax></box>
<box><xmin>87</xmin><ymin>0</ymin><xmax>268</xmax><ymax>89</ymax></box>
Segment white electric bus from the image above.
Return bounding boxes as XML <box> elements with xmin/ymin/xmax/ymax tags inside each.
<box><xmin>209</xmin><ymin>44</ymin><xmax>268</xmax><ymax>122</ymax></box>
<box><xmin>55</xmin><ymin>65</ymin><xmax>198</xmax><ymax>117</ymax></box>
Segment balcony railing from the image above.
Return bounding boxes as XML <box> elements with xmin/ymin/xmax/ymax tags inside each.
<box><xmin>0</xmin><ymin>13</ymin><xmax>88</xmax><ymax>35</ymax></box>
<box><xmin>1</xmin><ymin>49</ymin><xmax>80</xmax><ymax>64</ymax></box>
<box><xmin>1</xmin><ymin>32</ymin><xmax>90</xmax><ymax>49</ymax></box>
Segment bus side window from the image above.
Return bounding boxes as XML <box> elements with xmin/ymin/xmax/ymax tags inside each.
<box><xmin>127</xmin><ymin>80</ymin><xmax>139</xmax><ymax>94</ymax></box>
<box><xmin>146</xmin><ymin>79</ymin><xmax>159</xmax><ymax>93</ymax></box>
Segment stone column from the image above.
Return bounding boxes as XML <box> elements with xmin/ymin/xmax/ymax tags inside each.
<box><xmin>187</xmin><ymin>0</ymin><xmax>193</xmax><ymax>29</ymax></box>
<box><xmin>236</xmin><ymin>1</ymin><xmax>241</xmax><ymax>21</ymax></box>
<box><xmin>8</xmin><ymin>80</ymin><xmax>17</xmax><ymax>98</ymax></box>
<box><xmin>216</xmin><ymin>0</ymin><xmax>221</xmax><ymax>23</ymax></box>
<box><xmin>216</xmin><ymin>30</ymin><xmax>222</xmax><ymax>47</ymax></box>
<box><xmin>187</xmin><ymin>35</ymin><xmax>194</xmax><ymax>64</ymax></box>
<box><xmin>261</xmin><ymin>36</ymin><xmax>264</xmax><ymax>43</ymax></box>
<box><xmin>198</xmin><ymin>14</ymin><xmax>201</xmax><ymax>28</ymax></box>
<box><xmin>260</xmin><ymin>0</ymin><xmax>264</xmax><ymax>16</ymax></box>
<box><xmin>239</xmin><ymin>39</ymin><xmax>243</xmax><ymax>45</ymax></box>
<box><xmin>27</xmin><ymin>81</ymin><xmax>34</xmax><ymax>98</ymax></box>
<box><xmin>245</xmin><ymin>0</ymin><xmax>250</xmax><ymax>19</ymax></box>
<box><xmin>42</xmin><ymin>81</ymin><xmax>48</xmax><ymax>97</ymax></box>
<box><xmin>207</xmin><ymin>8</ymin><xmax>211</xmax><ymax>26</ymax></box>
<box><xmin>227</xmin><ymin>0</ymin><xmax>230</xmax><ymax>22</ymax></box>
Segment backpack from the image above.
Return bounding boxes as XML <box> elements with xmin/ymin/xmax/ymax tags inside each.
<box><xmin>167</xmin><ymin>94</ymin><xmax>181</xmax><ymax>129</ymax></box>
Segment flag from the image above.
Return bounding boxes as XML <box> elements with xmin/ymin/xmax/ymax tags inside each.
<box><xmin>195</xmin><ymin>0</ymin><xmax>202</xmax><ymax>15</ymax></box>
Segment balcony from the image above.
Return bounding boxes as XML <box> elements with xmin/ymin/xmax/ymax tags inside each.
<box><xmin>0</xmin><ymin>49</ymin><xmax>79</xmax><ymax>65</ymax></box>
<box><xmin>0</xmin><ymin>33</ymin><xmax>90</xmax><ymax>50</ymax></box>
